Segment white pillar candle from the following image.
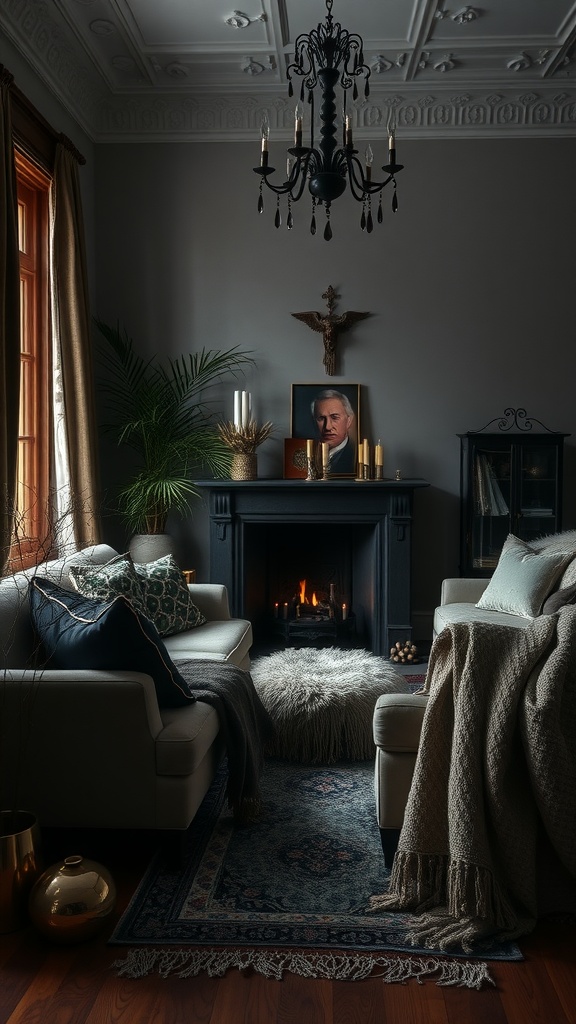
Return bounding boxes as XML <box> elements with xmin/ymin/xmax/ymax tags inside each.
<box><xmin>233</xmin><ymin>391</ymin><xmax>240</xmax><ymax>429</ymax></box>
<box><xmin>241</xmin><ymin>391</ymin><xmax>249</xmax><ymax>428</ymax></box>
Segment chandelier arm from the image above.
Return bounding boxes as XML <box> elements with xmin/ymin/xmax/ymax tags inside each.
<box><xmin>259</xmin><ymin>151</ymin><xmax>318</xmax><ymax>201</ymax></box>
<box><xmin>345</xmin><ymin>154</ymin><xmax>371</xmax><ymax>200</ymax></box>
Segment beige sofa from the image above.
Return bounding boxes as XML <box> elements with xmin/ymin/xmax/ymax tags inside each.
<box><xmin>373</xmin><ymin>529</ymin><xmax>576</xmax><ymax>865</ymax></box>
<box><xmin>0</xmin><ymin>544</ymin><xmax>252</xmax><ymax>832</ymax></box>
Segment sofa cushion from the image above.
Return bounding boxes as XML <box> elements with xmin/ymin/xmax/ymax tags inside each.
<box><xmin>475</xmin><ymin>534</ymin><xmax>574</xmax><ymax>617</ymax></box>
<box><xmin>164</xmin><ymin>618</ymin><xmax>253</xmax><ymax>667</ymax></box>
<box><xmin>29</xmin><ymin>577</ymin><xmax>196</xmax><ymax>708</ymax></box>
<box><xmin>132</xmin><ymin>554</ymin><xmax>206</xmax><ymax>636</ymax></box>
<box><xmin>434</xmin><ymin>601</ymin><xmax>534</xmax><ymax>636</ymax></box>
<box><xmin>68</xmin><ymin>553</ymin><xmax>147</xmax><ymax>615</ymax></box>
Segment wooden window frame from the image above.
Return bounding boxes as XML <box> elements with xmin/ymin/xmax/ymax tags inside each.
<box><xmin>10</xmin><ymin>149</ymin><xmax>52</xmax><ymax>569</ymax></box>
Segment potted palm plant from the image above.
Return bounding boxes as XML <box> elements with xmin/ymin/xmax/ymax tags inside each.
<box><xmin>94</xmin><ymin>319</ymin><xmax>253</xmax><ymax>558</ymax></box>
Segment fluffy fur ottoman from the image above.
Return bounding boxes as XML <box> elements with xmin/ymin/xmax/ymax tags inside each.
<box><xmin>250</xmin><ymin>647</ymin><xmax>411</xmax><ymax>763</ymax></box>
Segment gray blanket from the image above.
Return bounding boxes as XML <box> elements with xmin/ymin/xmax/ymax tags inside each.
<box><xmin>370</xmin><ymin>606</ymin><xmax>576</xmax><ymax>951</ymax></box>
<box><xmin>178</xmin><ymin>659</ymin><xmax>276</xmax><ymax>824</ymax></box>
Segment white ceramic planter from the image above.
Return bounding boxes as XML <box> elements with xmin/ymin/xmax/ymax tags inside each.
<box><xmin>128</xmin><ymin>533</ymin><xmax>175</xmax><ymax>564</ymax></box>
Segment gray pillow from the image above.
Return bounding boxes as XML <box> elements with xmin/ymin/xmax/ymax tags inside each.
<box><xmin>476</xmin><ymin>534</ymin><xmax>574</xmax><ymax>618</ymax></box>
<box><xmin>542</xmin><ymin>582</ymin><xmax>576</xmax><ymax>615</ymax></box>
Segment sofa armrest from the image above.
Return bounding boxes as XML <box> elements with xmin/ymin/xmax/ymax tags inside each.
<box><xmin>373</xmin><ymin>692</ymin><xmax>429</xmax><ymax>752</ymax></box>
<box><xmin>440</xmin><ymin>577</ymin><xmax>490</xmax><ymax>606</ymax></box>
<box><xmin>187</xmin><ymin>583</ymin><xmax>231</xmax><ymax>621</ymax></box>
<box><xmin>2</xmin><ymin>667</ymin><xmax>165</xmax><ymax>735</ymax></box>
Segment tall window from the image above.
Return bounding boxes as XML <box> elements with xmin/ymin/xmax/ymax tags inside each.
<box><xmin>11</xmin><ymin>149</ymin><xmax>52</xmax><ymax>568</ymax></box>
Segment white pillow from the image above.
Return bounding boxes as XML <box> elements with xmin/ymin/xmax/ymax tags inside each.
<box><xmin>476</xmin><ymin>534</ymin><xmax>574</xmax><ymax>618</ymax></box>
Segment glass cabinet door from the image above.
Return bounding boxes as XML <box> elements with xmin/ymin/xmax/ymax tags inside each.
<box><xmin>517</xmin><ymin>444</ymin><xmax>559</xmax><ymax>542</ymax></box>
<box><xmin>471</xmin><ymin>445</ymin><xmax>511</xmax><ymax>570</ymax></box>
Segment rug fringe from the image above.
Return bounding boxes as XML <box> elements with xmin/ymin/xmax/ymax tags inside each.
<box><xmin>112</xmin><ymin>947</ymin><xmax>494</xmax><ymax>989</ymax></box>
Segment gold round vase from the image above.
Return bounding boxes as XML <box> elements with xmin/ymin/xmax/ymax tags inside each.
<box><xmin>29</xmin><ymin>854</ymin><xmax>117</xmax><ymax>943</ymax></box>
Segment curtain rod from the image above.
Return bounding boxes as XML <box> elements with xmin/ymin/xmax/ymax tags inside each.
<box><xmin>0</xmin><ymin>63</ymin><xmax>86</xmax><ymax>165</ymax></box>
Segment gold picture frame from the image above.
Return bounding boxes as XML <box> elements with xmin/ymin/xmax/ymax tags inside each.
<box><xmin>290</xmin><ymin>383</ymin><xmax>361</xmax><ymax>478</ymax></box>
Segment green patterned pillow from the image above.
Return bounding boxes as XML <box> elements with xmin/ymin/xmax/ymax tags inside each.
<box><xmin>132</xmin><ymin>555</ymin><xmax>206</xmax><ymax>637</ymax></box>
<box><xmin>69</xmin><ymin>554</ymin><xmax>146</xmax><ymax>615</ymax></box>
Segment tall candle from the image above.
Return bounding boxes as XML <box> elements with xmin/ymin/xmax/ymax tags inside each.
<box><xmin>321</xmin><ymin>442</ymin><xmax>329</xmax><ymax>468</ymax></box>
<box><xmin>307</xmin><ymin>439</ymin><xmax>314</xmax><ymax>459</ymax></box>
<box><xmin>375</xmin><ymin>441</ymin><xmax>383</xmax><ymax>467</ymax></box>
<box><xmin>345</xmin><ymin>114</ymin><xmax>353</xmax><ymax>147</ymax></box>
<box><xmin>241</xmin><ymin>391</ymin><xmax>250</xmax><ymax>428</ymax></box>
<box><xmin>363</xmin><ymin>438</ymin><xmax>369</xmax><ymax>465</ymax></box>
<box><xmin>233</xmin><ymin>390</ymin><xmax>240</xmax><ymax>429</ymax></box>
<box><xmin>342</xmin><ymin>603</ymin><xmax>348</xmax><ymax>620</ymax></box>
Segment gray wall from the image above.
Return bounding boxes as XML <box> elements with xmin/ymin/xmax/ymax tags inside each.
<box><xmin>93</xmin><ymin>136</ymin><xmax>576</xmax><ymax>643</ymax></box>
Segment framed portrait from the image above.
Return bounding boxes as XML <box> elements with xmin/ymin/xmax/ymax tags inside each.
<box><xmin>290</xmin><ymin>383</ymin><xmax>361</xmax><ymax>478</ymax></box>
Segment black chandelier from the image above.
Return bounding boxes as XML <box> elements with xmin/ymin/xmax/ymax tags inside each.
<box><xmin>254</xmin><ymin>0</ymin><xmax>404</xmax><ymax>241</ymax></box>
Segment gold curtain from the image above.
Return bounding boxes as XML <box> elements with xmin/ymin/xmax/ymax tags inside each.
<box><xmin>52</xmin><ymin>138</ymin><xmax>102</xmax><ymax>548</ymax></box>
<box><xmin>0</xmin><ymin>68</ymin><xmax>20</xmax><ymax>574</ymax></box>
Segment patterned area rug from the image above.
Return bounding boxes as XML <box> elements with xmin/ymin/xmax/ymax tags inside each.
<box><xmin>111</xmin><ymin>759</ymin><xmax>522</xmax><ymax>987</ymax></box>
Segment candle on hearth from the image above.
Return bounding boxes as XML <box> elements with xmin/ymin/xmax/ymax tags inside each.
<box><xmin>282</xmin><ymin>602</ymin><xmax>289</xmax><ymax>620</ymax></box>
<box><xmin>363</xmin><ymin>439</ymin><xmax>369</xmax><ymax>465</ymax></box>
<box><xmin>321</xmin><ymin>442</ymin><xmax>329</xmax><ymax>469</ymax></box>
<box><xmin>233</xmin><ymin>390</ymin><xmax>241</xmax><ymax>429</ymax></box>
<box><xmin>375</xmin><ymin>441</ymin><xmax>383</xmax><ymax>467</ymax></box>
<box><xmin>342</xmin><ymin>603</ymin><xmax>348</xmax><ymax>620</ymax></box>
<box><xmin>274</xmin><ymin>602</ymin><xmax>279</xmax><ymax>618</ymax></box>
<box><xmin>307</xmin><ymin>439</ymin><xmax>314</xmax><ymax>460</ymax></box>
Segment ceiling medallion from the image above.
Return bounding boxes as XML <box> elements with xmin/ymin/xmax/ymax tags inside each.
<box><xmin>451</xmin><ymin>7</ymin><xmax>480</xmax><ymax>24</ymax></box>
<box><xmin>89</xmin><ymin>20</ymin><xmax>114</xmax><ymax>36</ymax></box>
<box><xmin>225</xmin><ymin>11</ymin><xmax>267</xmax><ymax>29</ymax></box>
<box><xmin>253</xmin><ymin>0</ymin><xmax>403</xmax><ymax>241</ymax></box>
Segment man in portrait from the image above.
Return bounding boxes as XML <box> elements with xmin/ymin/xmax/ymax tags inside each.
<box><xmin>311</xmin><ymin>389</ymin><xmax>356</xmax><ymax>474</ymax></box>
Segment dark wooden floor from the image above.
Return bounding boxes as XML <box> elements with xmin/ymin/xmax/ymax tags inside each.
<box><xmin>1</xmin><ymin>826</ymin><xmax>575</xmax><ymax>1024</ymax></box>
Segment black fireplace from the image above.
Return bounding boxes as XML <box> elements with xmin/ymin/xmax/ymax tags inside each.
<box><xmin>195</xmin><ymin>478</ymin><xmax>428</xmax><ymax>655</ymax></box>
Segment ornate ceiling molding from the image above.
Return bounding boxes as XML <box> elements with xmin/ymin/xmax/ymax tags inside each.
<box><xmin>95</xmin><ymin>88</ymin><xmax>576</xmax><ymax>143</ymax></box>
<box><xmin>4</xmin><ymin>0</ymin><xmax>576</xmax><ymax>141</ymax></box>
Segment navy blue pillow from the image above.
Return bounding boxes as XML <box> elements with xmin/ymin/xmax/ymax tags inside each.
<box><xmin>29</xmin><ymin>576</ymin><xmax>195</xmax><ymax>709</ymax></box>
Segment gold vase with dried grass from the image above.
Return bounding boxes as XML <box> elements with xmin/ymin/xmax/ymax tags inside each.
<box><xmin>218</xmin><ymin>421</ymin><xmax>274</xmax><ymax>480</ymax></box>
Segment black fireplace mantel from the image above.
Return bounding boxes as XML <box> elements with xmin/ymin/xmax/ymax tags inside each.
<box><xmin>195</xmin><ymin>478</ymin><xmax>429</xmax><ymax>655</ymax></box>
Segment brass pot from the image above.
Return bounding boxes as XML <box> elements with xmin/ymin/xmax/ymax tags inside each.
<box><xmin>231</xmin><ymin>453</ymin><xmax>257</xmax><ymax>480</ymax></box>
<box><xmin>0</xmin><ymin>810</ymin><xmax>43</xmax><ymax>933</ymax></box>
<box><xmin>29</xmin><ymin>855</ymin><xmax>116</xmax><ymax>944</ymax></box>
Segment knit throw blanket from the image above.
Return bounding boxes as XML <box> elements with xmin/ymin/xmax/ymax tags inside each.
<box><xmin>177</xmin><ymin>659</ymin><xmax>276</xmax><ymax>824</ymax></box>
<box><xmin>370</xmin><ymin>606</ymin><xmax>576</xmax><ymax>952</ymax></box>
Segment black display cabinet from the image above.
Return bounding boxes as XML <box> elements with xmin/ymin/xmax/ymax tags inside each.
<box><xmin>459</xmin><ymin>410</ymin><xmax>569</xmax><ymax>577</ymax></box>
